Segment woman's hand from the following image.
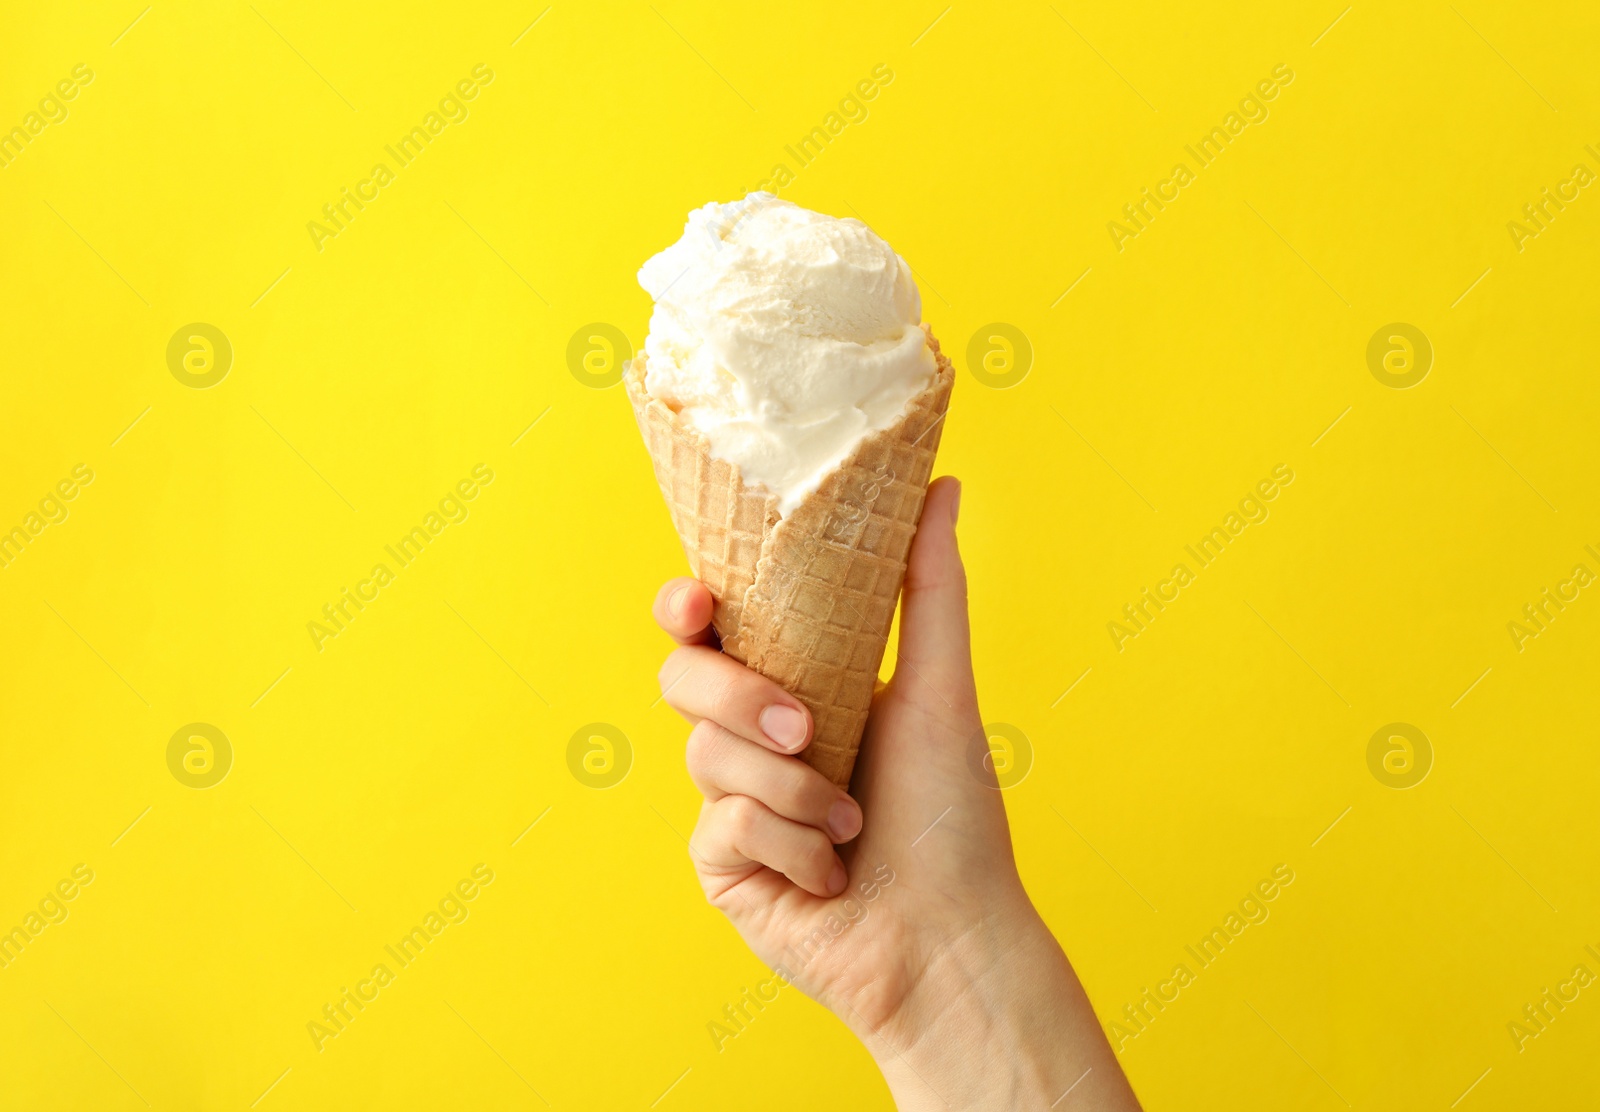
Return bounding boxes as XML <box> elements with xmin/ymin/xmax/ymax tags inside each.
<box><xmin>652</xmin><ymin>477</ymin><xmax>1140</xmax><ymax>1110</ymax></box>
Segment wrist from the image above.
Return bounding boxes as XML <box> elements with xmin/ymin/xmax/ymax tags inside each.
<box><xmin>855</xmin><ymin>904</ymin><xmax>1138</xmax><ymax>1111</ymax></box>
<box><xmin>864</xmin><ymin>907</ymin><xmax>1075</xmax><ymax>1108</ymax></box>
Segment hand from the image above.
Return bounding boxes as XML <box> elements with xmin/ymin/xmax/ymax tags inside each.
<box><xmin>652</xmin><ymin>477</ymin><xmax>1141</xmax><ymax>1110</ymax></box>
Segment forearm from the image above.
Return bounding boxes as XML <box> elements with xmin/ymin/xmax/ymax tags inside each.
<box><xmin>864</xmin><ymin>915</ymin><xmax>1140</xmax><ymax>1111</ymax></box>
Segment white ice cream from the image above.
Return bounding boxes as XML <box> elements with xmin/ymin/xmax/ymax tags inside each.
<box><xmin>637</xmin><ymin>193</ymin><xmax>936</xmax><ymax>516</ymax></box>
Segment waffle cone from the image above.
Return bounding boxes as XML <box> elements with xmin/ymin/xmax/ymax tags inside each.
<box><xmin>626</xmin><ymin>326</ymin><xmax>955</xmax><ymax>788</ymax></box>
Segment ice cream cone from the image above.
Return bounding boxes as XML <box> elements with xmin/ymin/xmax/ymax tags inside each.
<box><xmin>627</xmin><ymin>325</ymin><xmax>955</xmax><ymax>789</ymax></box>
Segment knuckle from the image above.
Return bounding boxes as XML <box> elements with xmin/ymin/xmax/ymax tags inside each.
<box><xmin>657</xmin><ymin>646</ymin><xmax>699</xmax><ymax>696</ymax></box>
<box><xmin>774</xmin><ymin>764</ymin><xmax>830</xmax><ymax>818</ymax></box>
<box><xmin>684</xmin><ymin>720</ymin><xmax>725</xmax><ymax>773</ymax></box>
<box><xmin>722</xmin><ymin>794</ymin><xmax>763</xmax><ymax>841</ymax></box>
<box><xmin>685</xmin><ymin>824</ymin><xmax>710</xmax><ymax>866</ymax></box>
<box><xmin>701</xmin><ymin>668</ymin><xmax>745</xmax><ymax>718</ymax></box>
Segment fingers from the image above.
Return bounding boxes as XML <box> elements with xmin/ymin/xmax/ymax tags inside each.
<box><xmin>685</xmin><ymin>721</ymin><xmax>862</xmax><ymax>843</ymax></box>
<box><xmin>897</xmin><ymin>476</ymin><xmax>975</xmax><ymax>692</ymax></box>
<box><xmin>658</xmin><ymin>645</ymin><xmax>812</xmax><ymax>753</ymax></box>
<box><xmin>652</xmin><ymin>577</ymin><xmax>716</xmax><ymax>646</ymax></box>
<box><xmin>691</xmin><ymin>794</ymin><xmax>848</xmax><ymax>897</ymax></box>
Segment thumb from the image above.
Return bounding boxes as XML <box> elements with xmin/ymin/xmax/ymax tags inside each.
<box><xmin>895</xmin><ymin>476</ymin><xmax>975</xmax><ymax>696</ymax></box>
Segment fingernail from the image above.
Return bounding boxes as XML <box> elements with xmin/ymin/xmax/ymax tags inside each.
<box><xmin>829</xmin><ymin>799</ymin><xmax>862</xmax><ymax>842</ymax></box>
<box><xmin>667</xmin><ymin>585</ymin><xmax>690</xmax><ymax>618</ymax></box>
<box><xmin>759</xmin><ymin>704</ymin><xmax>808</xmax><ymax>751</ymax></box>
<box><xmin>950</xmin><ymin>479</ymin><xmax>962</xmax><ymax>525</ymax></box>
<box><xmin>826</xmin><ymin>862</ymin><xmax>847</xmax><ymax>895</ymax></box>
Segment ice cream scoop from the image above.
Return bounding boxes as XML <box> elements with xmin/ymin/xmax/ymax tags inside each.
<box><xmin>636</xmin><ymin>193</ymin><xmax>936</xmax><ymax>515</ymax></box>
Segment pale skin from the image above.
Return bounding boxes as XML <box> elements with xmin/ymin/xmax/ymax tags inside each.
<box><xmin>652</xmin><ymin>477</ymin><xmax>1142</xmax><ymax>1110</ymax></box>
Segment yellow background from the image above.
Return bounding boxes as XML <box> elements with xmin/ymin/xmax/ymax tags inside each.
<box><xmin>2</xmin><ymin>1</ymin><xmax>1597</xmax><ymax>1108</ymax></box>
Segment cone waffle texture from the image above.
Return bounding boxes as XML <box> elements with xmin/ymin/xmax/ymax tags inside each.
<box><xmin>626</xmin><ymin>326</ymin><xmax>955</xmax><ymax>788</ymax></box>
